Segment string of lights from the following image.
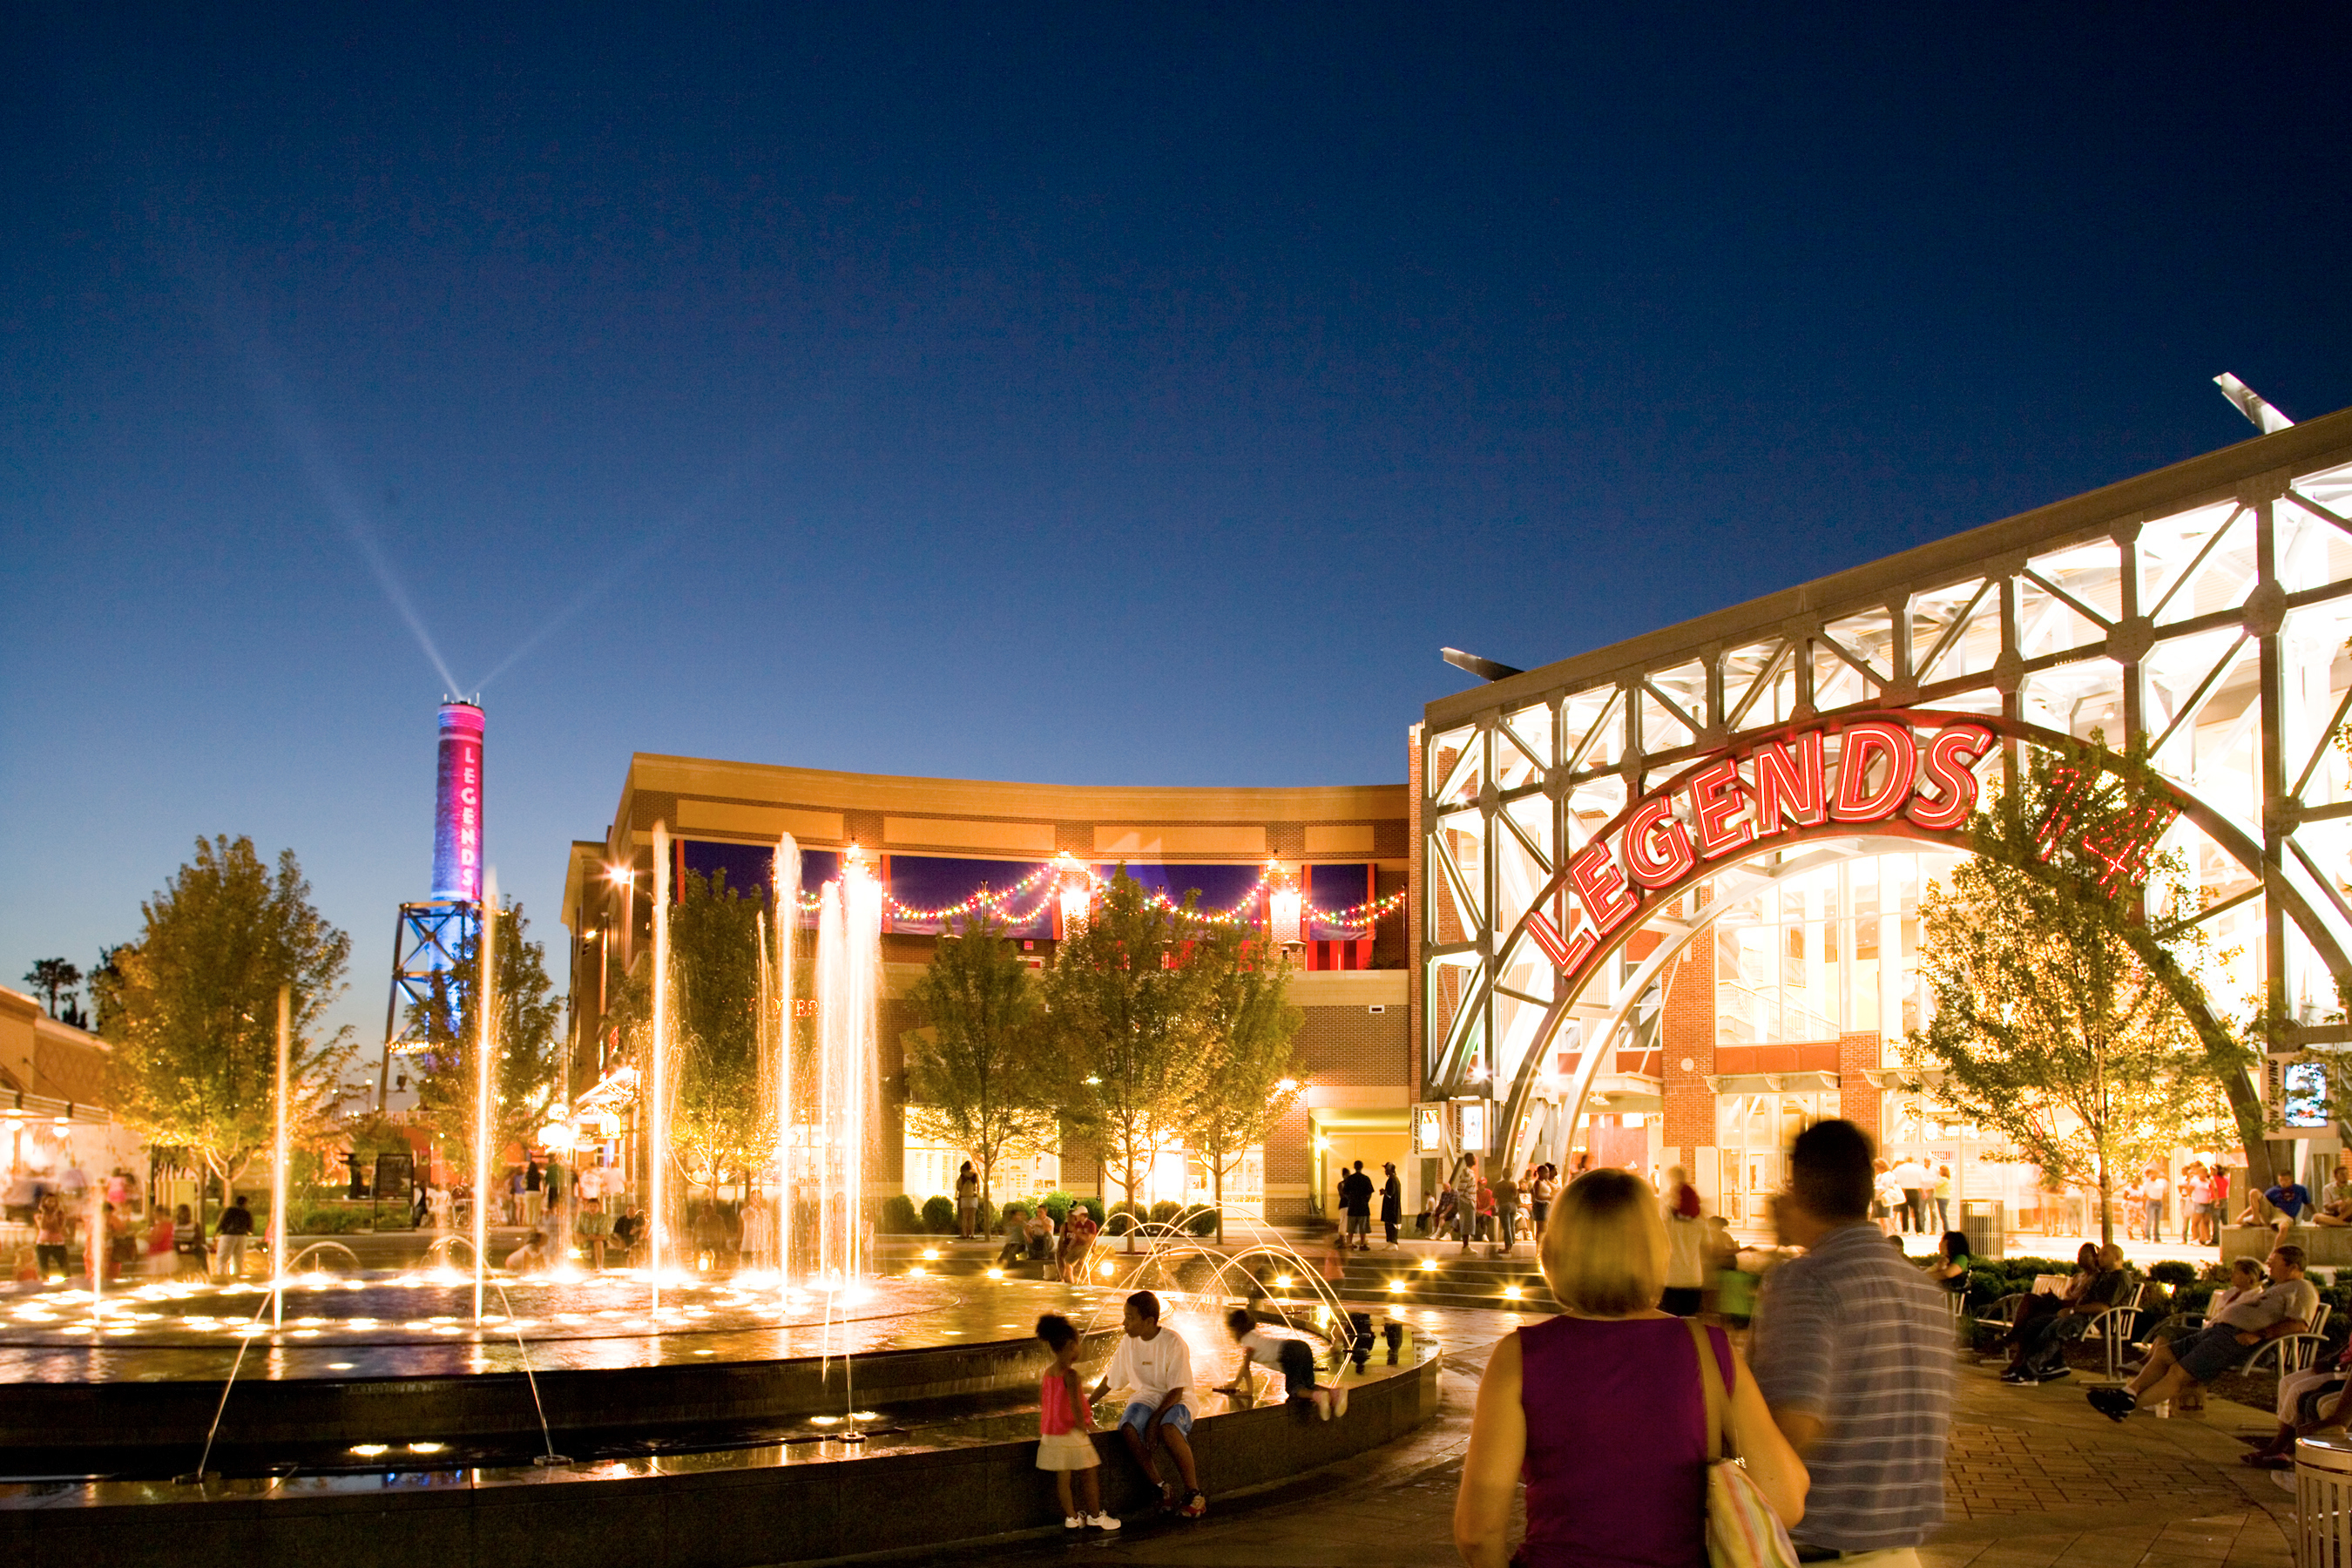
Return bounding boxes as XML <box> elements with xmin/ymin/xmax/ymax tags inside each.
<box><xmin>760</xmin><ymin>860</ymin><xmax>1404</xmax><ymax>931</ymax></box>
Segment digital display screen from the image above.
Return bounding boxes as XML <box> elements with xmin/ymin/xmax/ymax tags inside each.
<box><xmin>2284</xmin><ymin>1062</ymin><xmax>2328</xmax><ymax>1128</ymax></box>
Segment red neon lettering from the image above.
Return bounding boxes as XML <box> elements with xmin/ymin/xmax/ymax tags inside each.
<box><xmin>1751</xmin><ymin>731</ymin><xmax>1827</xmax><ymax>834</ymax></box>
<box><xmin>1623</xmin><ymin>796</ymin><xmax>1695</xmax><ymax>888</ymax></box>
<box><xmin>1568</xmin><ymin>842</ymin><xmax>1641</xmax><ymax>933</ymax></box>
<box><xmin>1686</xmin><ymin>760</ymin><xmax>1754</xmax><ymax>859</ymax></box>
<box><xmin>1831</xmin><ymin>721</ymin><xmax>1917</xmax><ymax>821</ymax></box>
<box><xmin>1906</xmin><ymin>723</ymin><xmax>1994</xmax><ymax>831</ymax></box>
<box><xmin>1524</xmin><ymin>909</ymin><xmax>1598</xmax><ymax>975</ymax></box>
<box><xmin>2078</xmin><ymin>803</ymin><xmax>2180</xmax><ymax>895</ymax></box>
<box><xmin>2034</xmin><ymin>765</ymin><xmax>2092</xmax><ymax>862</ymax></box>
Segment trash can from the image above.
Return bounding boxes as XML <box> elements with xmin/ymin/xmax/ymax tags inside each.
<box><xmin>2296</xmin><ymin>1433</ymin><xmax>2352</xmax><ymax>1566</ymax></box>
<box><xmin>1962</xmin><ymin>1200</ymin><xmax>2004</xmax><ymax>1261</ymax></box>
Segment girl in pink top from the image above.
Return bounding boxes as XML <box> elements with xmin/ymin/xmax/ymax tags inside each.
<box><xmin>1036</xmin><ymin>1314</ymin><xmax>1120</xmax><ymax>1532</ymax></box>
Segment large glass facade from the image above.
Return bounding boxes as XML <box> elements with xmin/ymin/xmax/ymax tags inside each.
<box><xmin>1713</xmin><ymin>849</ymin><xmax>1963</xmax><ymax>1049</ymax></box>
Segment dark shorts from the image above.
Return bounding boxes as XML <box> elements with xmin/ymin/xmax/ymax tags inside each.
<box><xmin>2176</xmin><ymin>1323</ymin><xmax>2254</xmax><ymax>1383</ymax></box>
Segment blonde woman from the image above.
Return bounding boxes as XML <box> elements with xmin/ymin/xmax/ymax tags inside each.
<box><xmin>1454</xmin><ymin>1168</ymin><xmax>1805</xmax><ymax>1568</ymax></box>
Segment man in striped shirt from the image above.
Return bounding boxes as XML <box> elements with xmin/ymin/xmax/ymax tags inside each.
<box><xmin>1752</xmin><ymin>1120</ymin><xmax>1953</xmax><ymax>1565</ymax></box>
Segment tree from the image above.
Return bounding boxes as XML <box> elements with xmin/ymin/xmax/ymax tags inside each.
<box><xmin>22</xmin><ymin>957</ymin><xmax>81</xmax><ymax>1019</ymax></box>
<box><xmin>405</xmin><ymin>898</ymin><xmax>564</xmax><ymax>1185</ymax></box>
<box><xmin>1040</xmin><ymin>869</ymin><xmax>1215</xmax><ymax>1248</ymax></box>
<box><xmin>87</xmin><ymin>945</ymin><xmax>125</xmax><ymax>1035</ymax></box>
<box><xmin>1183</xmin><ymin>920</ymin><xmax>1305</xmax><ymax>1244</ymax></box>
<box><xmin>668</xmin><ymin>868</ymin><xmax>767</xmax><ymax>1194</ymax></box>
<box><xmin>902</xmin><ymin>909</ymin><xmax>1058</xmax><ymax>1206</ymax></box>
<box><xmin>1904</xmin><ymin>740</ymin><xmax>2240</xmax><ymax>1245</ymax></box>
<box><xmin>104</xmin><ymin>835</ymin><xmax>358</xmax><ymax>1200</ymax></box>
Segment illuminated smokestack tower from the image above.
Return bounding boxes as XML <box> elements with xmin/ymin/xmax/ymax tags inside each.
<box><xmin>431</xmin><ymin>701</ymin><xmax>486</xmax><ymax>901</ymax></box>
<box><xmin>381</xmin><ymin>700</ymin><xmax>487</xmax><ymax>1113</ymax></box>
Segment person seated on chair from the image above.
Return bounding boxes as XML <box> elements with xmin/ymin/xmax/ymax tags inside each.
<box><xmin>2004</xmin><ymin>1242</ymin><xmax>2130</xmax><ymax>1383</ymax></box>
<box><xmin>997</xmin><ymin>1205</ymin><xmax>1032</xmax><ymax>1267</ymax></box>
<box><xmin>2090</xmin><ymin>1246</ymin><xmax>2315</xmax><ymax>1421</ymax></box>
<box><xmin>1925</xmin><ymin>1230</ymin><xmax>1972</xmax><ymax>1294</ymax></box>
<box><xmin>1024</xmin><ymin>1205</ymin><xmax>1058</xmax><ymax>1261</ymax></box>
<box><xmin>2239</xmin><ymin>1337</ymin><xmax>2352</xmax><ymax>1469</ymax></box>
<box><xmin>2125</xmin><ymin>1255</ymin><xmax>2262</xmax><ymax>1374</ymax></box>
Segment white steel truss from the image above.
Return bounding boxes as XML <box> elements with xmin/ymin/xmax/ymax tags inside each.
<box><xmin>1417</xmin><ymin>409</ymin><xmax>2352</xmax><ymax>1173</ymax></box>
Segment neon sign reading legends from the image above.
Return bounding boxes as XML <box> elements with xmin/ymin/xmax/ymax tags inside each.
<box><xmin>1520</xmin><ymin>714</ymin><xmax>1996</xmax><ymax>990</ymax></box>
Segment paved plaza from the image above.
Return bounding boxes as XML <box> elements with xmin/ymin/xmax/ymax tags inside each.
<box><xmin>971</xmin><ymin>1308</ymin><xmax>2299</xmax><ymax>1568</ymax></box>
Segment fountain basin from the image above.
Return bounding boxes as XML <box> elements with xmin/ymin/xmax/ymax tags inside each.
<box><xmin>0</xmin><ymin>1273</ymin><xmax>1129</xmax><ymax>1474</ymax></box>
<box><xmin>0</xmin><ymin>1330</ymin><xmax>1440</xmax><ymax>1568</ymax></box>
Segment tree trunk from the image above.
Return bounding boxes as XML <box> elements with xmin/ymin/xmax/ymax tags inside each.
<box><xmin>2096</xmin><ymin>1152</ymin><xmax>2112</xmax><ymax>1249</ymax></box>
<box><xmin>1213</xmin><ymin>1152</ymin><xmax>1225</xmax><ymax>1247</ymax></box>
<box><xmin>1121</xmin><ymin>1146</ymin><xmax>1140</xmax><ymax>1254</ymax></box>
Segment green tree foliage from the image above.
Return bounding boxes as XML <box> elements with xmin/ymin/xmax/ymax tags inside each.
<box><xmin>1183</xmin><ymin>920</ymin><xmax>1304</xmax><ymax>1242</ymax></box>
<box><xmin>1906</xmin><ymin>739</ymin><xmax>2243</xmax><ymax>1242</ymax></box>
<box><xmin>1040</xmin><ymin>869</ymin><xmax>1217</xmax><ymax>1246</ymax></box>
<box><xmin>668</xmin><ymin>868</ymin><xmax>767</xmax><ymax>1193</ymax></box>
<box><xmin>103</xmin><ymin>835</ymin><xmax>357</xmax><ymax>1196</ymax></box>
<box><xmin>902</xmin><ymin>909</ymin><xmax>1058</xmax><ymax>1206</ymax></box>
<box><xmin>405</xmin><ymin>899</ymin><xmax>564</xmax><ymax>1181</ymax></box>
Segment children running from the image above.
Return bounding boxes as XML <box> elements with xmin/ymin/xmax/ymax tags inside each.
<box><xmin>1033</xmin><ymin>1314</ymin><xmax>1120</xmax><ymax>1532</ymax></box>
<box><xmin>1217</xmin><ymin>1308</ymin><xmax>1348</xmax><ymax>1421</ymax></box>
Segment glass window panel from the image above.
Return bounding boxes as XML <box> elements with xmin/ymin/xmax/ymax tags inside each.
<box><xmin>1911</xmin><ymin>578</ymin><xmax>2003</xmax><ymax>686</ymax></box>
<box><xmin>2292</xmin><ymin>459</ymin><xmax>2352</xmax><ymax>526</ymax></box>
<box><xmin>2140</xmin><ymin>504</ymin><xmax>2254</xmax><ymax>628</ymax></box>
<box><xmin>1812</xmin><ymin>642</ymin><xmax>1870</xmax><ymax>712</ymax></box>
<box><xmin>1562</xmin><ymin>687</ymin><xmax>1625</xmax><ymax>774</ymax></box>
<box><xmin>1823</xmin><ymin>607</ymin><xmax>1896</xmax><ymax>683</ymax></box>
<box><xmin>2026</xmin><ymin>539</ymin><xmax>2124</xmax><ymax>624</ymax></box>
<box><xmin>2275</xmin><ymin>498</ymin><xmax>2352</xmax><ymax>598</ymax></box>
<box><xmin>2017</xmin><ymin>577</ymin><xmax>2107</xmax><ymax>660</ymax></box>
<box><xmin>2020</xmin><ymin>660</ymin><xmax>2127</xmax><ymax>747</ymax></box>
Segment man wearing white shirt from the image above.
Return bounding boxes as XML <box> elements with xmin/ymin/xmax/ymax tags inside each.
<box><xmin>1890</xmin><ymin>1159</ymin><xmax>1932</xmax><ymax>1234</ymax></box>
<box><xmin>1092</xmin><ymin>1289</ymin><xmax>1206</xmax><ymax>1517</ymax></box>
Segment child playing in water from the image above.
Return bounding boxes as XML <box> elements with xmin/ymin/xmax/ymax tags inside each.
<box><xmin>1216</xmin><ymin>1308</ymin><xmax>1347</xmax><ymax>1420</ymax></box>
<box><xmin>1035</xmin><ymin>1314</ymin><xmax>1121</xmax><ymax>1532</ymax></box>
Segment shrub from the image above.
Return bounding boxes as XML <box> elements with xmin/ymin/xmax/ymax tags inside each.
<box><xmin>1148</xmin><ymin>1200</ymin><xmax>1184</xmax><ymax>1227</ymax></box>
<box><xmin>1033</xmin><ymin>1190</ymin><xmax>1075</xmax><ymax>1225</ymax></box>
<box><xmin>295</xmin><ymin>1206</ymin><xmax>362</xmax><ymax>1234</ymax></box>
<box><xmin>1186</xmin><ymin>1206</ymin><xmax>1219</xmax><ymax>1237</ymax></box>
<box><xmin>1105</xmin><ymin>1201</ymin><xmax>1146</xmax><ymax>1233</ymax></box>
<box><xmin>879</xmin><ymin>1194</ymin><xmax>922</xmax><ymax>1233</ymax></box>
<box><xmin>921</xmin><ymin>1195</ymin><xmax>956</xmax><ymax>1233</ymax></box>
<box><xmin>977</xmin><ymin>1200</ymin><xmax>999</xmax><ymax>1236</ymax></box>
<box><xmin>2148</xmin><ymin>1260</ymin><xmax>2199</xmax><ymax>1287</ymax></box>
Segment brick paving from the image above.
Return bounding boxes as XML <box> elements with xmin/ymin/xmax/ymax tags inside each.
<box><xmin>968</xmin><ymin>1309</ymin><xmax>2302</xmax><ymax>1568</ymax></box>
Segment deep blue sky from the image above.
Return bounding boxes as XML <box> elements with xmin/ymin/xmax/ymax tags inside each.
<box><xmin>5</xmin><ymin>7</ymin><xmax>2349</xmax><ymax>1063</ymax></box>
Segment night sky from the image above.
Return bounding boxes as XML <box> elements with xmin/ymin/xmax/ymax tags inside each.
<box><xmin>5</xmin><ymin>7</ymin><xmax>2349</xmax><ymax>1061</ymax></box>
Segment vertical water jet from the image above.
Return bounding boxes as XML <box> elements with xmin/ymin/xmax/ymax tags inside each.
<box><xmin>769</xmin><ymin>835</ymin><xmax>800</xmax><ymax>1284</ymax></box>
<box><xmin>473</xmin><ymin>878</ymin><xmax>498</xmax><ymax>1325</ymax></box>
<box><xmin>648</xmin><ymin>823</ymin><xmax>673</xmax><ymax>1307</ymax></box>
<box><xmin>272</xmin><ymin>984</ymin><xmax>290</xmax><ymax>1329</ymax></box>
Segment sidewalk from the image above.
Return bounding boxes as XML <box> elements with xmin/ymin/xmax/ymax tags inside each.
<box><xmin>965</xmin><ymin>1308</ymin><xmax>2299</xmax><ymax>1568</ymax></box>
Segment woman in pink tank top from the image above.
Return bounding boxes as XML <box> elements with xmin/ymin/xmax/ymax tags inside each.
<box><xmin>1453</xmin><ymin>1169</ymin><xmax>1806</xmax><ymax>1567</ymax></box>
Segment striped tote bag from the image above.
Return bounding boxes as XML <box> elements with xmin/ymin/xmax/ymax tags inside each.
<box><xmin>1686</xmin><ymin>1320</ymin><xmax>1800</xmax><ymax>1568</ymax></box>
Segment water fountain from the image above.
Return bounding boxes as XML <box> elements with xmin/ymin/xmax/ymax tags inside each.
<box><xmin>1</xmin><ymin>836</ymin><xmax>1435</xmax><ymax>1568</ymax></box>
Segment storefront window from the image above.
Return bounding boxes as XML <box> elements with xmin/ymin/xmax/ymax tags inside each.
<box><xmin>1713</xmin><ymin>849</ymin><xmax>1957</xmax><ymax>1052</ymax></box>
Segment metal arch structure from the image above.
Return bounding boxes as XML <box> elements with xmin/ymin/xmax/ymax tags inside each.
<box><xmin>1416</xmin><ymin>407</ymin><xmax>2352</xmax><ymax>1176</ymax></box>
